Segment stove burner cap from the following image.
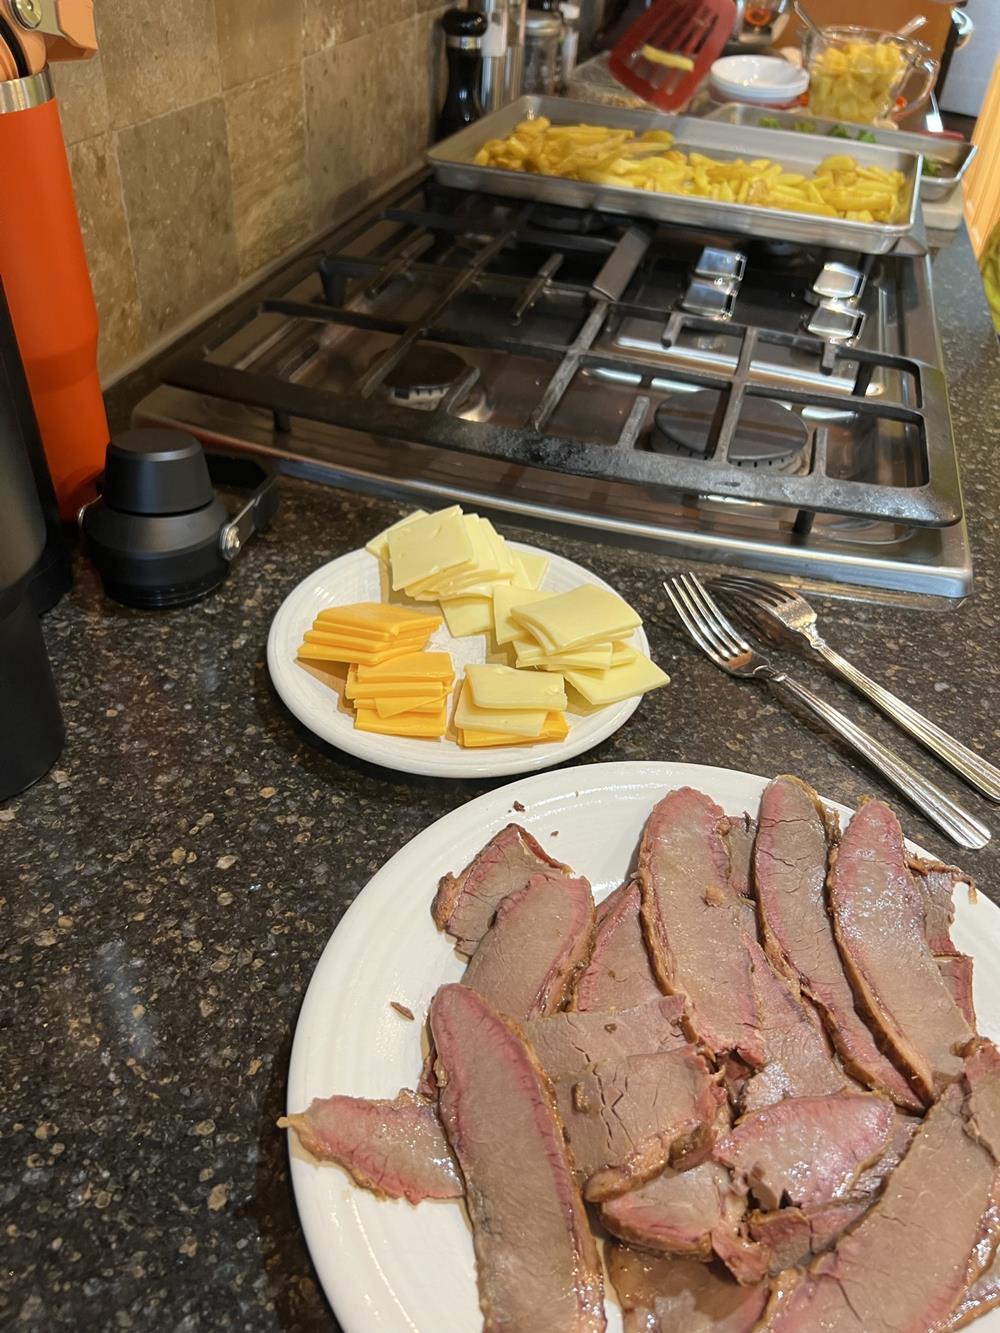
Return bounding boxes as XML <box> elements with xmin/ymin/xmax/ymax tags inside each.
<box><xmin>380</xmin><ymin>347</ymin><xmax>470</xmax><ymax>406</ymax></box>
<box><xmin>652</xmin><ymin>391</ymin><xmax>811</xmax><ymax>472</ymax></box>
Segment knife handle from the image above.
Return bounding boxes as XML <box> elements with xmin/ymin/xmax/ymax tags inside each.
<box><xmin>812</xmin><ymin>637</ymin><xmax>1000</xmax><ymax>803</ymax></box>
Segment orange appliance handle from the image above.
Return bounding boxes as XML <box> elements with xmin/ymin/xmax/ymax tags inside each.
<box><xmin>0</xmin><ymin>69</ymin><xmax>108</xmax><ymax>518</ymax></box>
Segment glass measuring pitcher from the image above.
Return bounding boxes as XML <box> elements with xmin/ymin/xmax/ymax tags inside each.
<box><xmin>804</xmin><ymin>25</ymin><xmax>938</xmax><ymax>126</ymax></box>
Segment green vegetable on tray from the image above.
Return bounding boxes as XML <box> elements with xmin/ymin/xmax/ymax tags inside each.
<box><xmin>922</xmin><ymin>159</ymin><xmax>944</xmax><ymax>177</ymax></box>
<box><xmin>857</xmin><ymin>130</ymin><xmax>878</xmax><ymax>143</ymax></box>
<box><xmin>827</xmin><ymin>124</ymin><xmax>852</xmax><ymax>139</ymax></box>
<box><xmin>794</xmin><ymin>120</ymin><xmax>817</xmax><ymax>134</ymax></box>
<box><xmin>757</xmin><ymin>115</ymin><xmax>780</xmax><ymax>129</ymax></box>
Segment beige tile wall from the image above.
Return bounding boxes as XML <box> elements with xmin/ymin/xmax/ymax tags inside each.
<box><xmin>52</xmin><ymin>0</ymin><xmax>452</xmax><ymax>381</ymax></box>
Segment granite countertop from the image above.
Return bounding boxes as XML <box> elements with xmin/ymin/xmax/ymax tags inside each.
<box><xmin>2</xmin><ymin>232</ymin><xmax>998</xmax><ymax>1331</ymax></box>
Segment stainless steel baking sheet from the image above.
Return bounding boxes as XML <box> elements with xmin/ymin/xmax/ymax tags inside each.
<box><xmin>703</xmin><ymin>101</ymin><xmax>975</xmax><ymax>201</ymax></box>
<box><xmin>427</xmin><ymin>95</ymin><xmax>922</xmax><ymax>256</ymax></box>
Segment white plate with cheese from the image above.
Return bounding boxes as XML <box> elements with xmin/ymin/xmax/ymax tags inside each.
<box><xmin>267</xmin><ymin>542</ymin><xmax>653</xmax><ymax>778</ymax></box>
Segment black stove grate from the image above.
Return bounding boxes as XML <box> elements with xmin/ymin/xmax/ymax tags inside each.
<box><xmin>162</xmin><ymin>173</ymin><xmax>961</xmax><ymax>530</ymax></box>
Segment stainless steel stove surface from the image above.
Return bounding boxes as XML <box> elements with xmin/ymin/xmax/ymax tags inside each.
<box><xmin>134</xmin><ymin>171</ymin><xmax>972</xmax><ymax>602</ymax></box>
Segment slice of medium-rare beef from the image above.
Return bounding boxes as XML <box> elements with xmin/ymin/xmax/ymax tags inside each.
<box><xmin>553</xmin><ymin>1047</ymin><xmax>726</xmax><ymax>1202</ymax></box>
<box><xmin>462</xmin><ymin>872</ymin><xmax>594</xmax><ymax>1021</ymax></box>
<box><xmin>522</xmin><ymin>997</ymin><xmax>687</xmax><ymax>1082</ymax></box>
<box><xmin>573</xmin><ymin>880</ymin><xmax>664</xmax><ymax>1014</ymax></box>
<box><xmin>761</xmin><ymin>1047</ymin><xmax>1000</xmax><ymax>1333</ymax></box>
<box><xmin>278</xmin><ymin>1090</ymin><xmax>463</xmax><ymax>1204</ymax></box>
<box><xmin>639</xmin><ymin>787</ymin><xmax>765</xmax><ymax>1067</ymax></box>
<box><xmin>433</xmin><ymin>823</ymin><xmax>570</xmax><ymax>954</ymax></box>
<box><xmin>429</xmin><ymin>983</ymin><xmax>605</xmax><ymax>1333</ymax></box>
<box><xmin>755</xmin><ymin>776</ymin><xmax>924</xmax><ymax>1113</ymax></box>
<box><xmin>600</xmin><ymin>1161</ymin><xmax>735</xmax><ymax>1259</ymax></box>
<box><xmin>750</xmin><ymin>1202</ymin><xmax>869</xmax><ymax>1275</ymax></box>
<box><xmin>939</xmin><ymin>953</ymin><xmax>977</xmax><ymax>1029</ymax></box>
<box><xmin>829</xmin><ymin>799</ymin><xmax>974</xmax><ymax>1104</ymax></box>
<box><xmin>740</xmin><ymin>937</ymin><xmax>848</xmax><ymax>1115</ymax></box>
<box><xmin>725</xmin><ymin>813</ymin><xmax>757</xmax><ymax>899</ymax></box>
<box><xmin>713</xmin><ymin>1093</ymin><xmax>894</xmax><ymax>1212</ymax></box>
<box><xmin>851</xmin><ymin>1109</ymin><xmax>920</xmax><ymax>1197</ymax></box>
<box><xmin>909</xmin><ymin>854</ymin><xmax>968</xmax><ymax>955</ymax></box>
<box><xmin>607</xmin><ymin>1245</ymin><xmax>768</xmax><ymax>1333</ymax></box>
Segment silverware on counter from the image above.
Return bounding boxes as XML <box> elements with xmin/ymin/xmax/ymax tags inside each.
<box><xmin>712</xmin><ymin>574</ymin><xmax>1000</xmax><ymax>804</ymax></box>
<box><xmin>664</xmin><ymin>573</ymin><xmax>991</xmax><ymax>851</ymax></box>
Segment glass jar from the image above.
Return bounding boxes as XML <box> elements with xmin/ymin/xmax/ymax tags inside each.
<box><xmin>523</xmin><ymin>11</ymin><xmax>564</xmax><ymax>95</ymax></box>
<box><xmin>804</xmin><ymin>25</ymin><xmax>938</xmax><ymax>126</ymax></box>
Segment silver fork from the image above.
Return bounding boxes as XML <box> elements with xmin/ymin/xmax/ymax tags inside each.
<box><xmin>712</xmin><ymin>574</ymin><xmax>1000</xmax><ymax>804</ymax></box>
<box><xmin>665</xmin><ymin>573</ymin><xmax>990</xmax><ymax>850</ymax></box>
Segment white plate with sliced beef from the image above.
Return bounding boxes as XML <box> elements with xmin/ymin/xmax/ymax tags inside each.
<box><xmin>267</xmin><ymin>543</ymin><xmax>650</xmax><ymax>778</ymax></box>
<box><xmin>284</xmin><ymin>761</ymin><xmax>1000</xmax><ymax>1333</ymax></box>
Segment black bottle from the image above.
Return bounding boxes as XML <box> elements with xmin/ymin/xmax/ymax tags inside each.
<box><xmin>437</xmin><ymin>8</ymin><xmax>487</xmax><ymax>140</ymax></box>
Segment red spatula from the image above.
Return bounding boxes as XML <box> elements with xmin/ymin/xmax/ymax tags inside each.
<box><xmin>609</xmin><ymin>0</ymin><xmax>737</xmax><ymax>112</ymax></box>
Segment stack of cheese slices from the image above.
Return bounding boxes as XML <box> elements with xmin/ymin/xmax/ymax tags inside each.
<box><xmin>296</xmin><ymin>603</ymin><xmax>455</xmax><ymax>738</ymax></box>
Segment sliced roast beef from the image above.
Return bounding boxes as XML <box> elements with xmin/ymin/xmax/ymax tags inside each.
<box><xmin>725</xmin><ymin>813</ymin><xmax>757</xmax><ymax>899</ymax></box>
<box><xmin>851</xmin><ymin>1109</ymin><xmax>920</xmax><ymax>1197</ymax></box>
<box><xmin>553</xmin><ymin>1047</ymin><xmax>725</xmax><ymax>1202</ymax></box>
<box><xmin>713</xmin><ymin>1093</ymin><xmax>894</xmax><ymax>1212</ymax></box>
<box><xmin>749</xmin><ymin>1202</ymin><xmax>869</xmax><ymax>1275</ymax></box>
<box><xmin>762</xmin><ymin>1047</ymin><xmax>1000</xmax><ymax>1332</ymax></box>
<box><xmin>433</xmin><ymin>823</ymin><xmax>570</xmax><ymax>953</ymax></box>
<box><xmin>573</xmin><ymin>880</ymin><xmax>664</xmax><ymax>1014</ymax></box>
<box><xmin>522</xmin><ymin>996</ymin><xmax>687</xmax><ymax>1082</ymax></box>
<box><xmin>741</xmin><ymin>937</ymin><xmax>847</xmax><ymax>1114</ymax></box>
<box><xmin>941</xmin><ymin>1248</ymin><xmax>1000</xmax><ymax>1330</ymax></box>
<box><xmin>639</xmin><ymin>787</ymin><xmax>764</xmax><ymax>1067</ymax></box>
<box><xmin>278</xmin><ymin>1090</ymin><xmax>463</xmax><ymax>1204</ymax></box>
<box><xmin>462</xmin><ymin>872</ymin><xmax>594</xmax><ymax>1021</ymax></box>
<box><xmin>600</xmin><ymin>1161</ymin><xmax>735</xmax><ymax>1259</ymax></box>
<box><xmin>910</xmin><ymin>854</ymin><xmax>968</xmax><ymax>955</ymax></box>
<box><xmin>828</xmin><ymin>799</ymin><xmax>974</xmax><ymax>1103</ymax></box>
<box><xmin>754</xmin><ymin>776</ymin><xmax>922</xmax><ymax>1112</ymax></box>
<box><xmin>939</xmin><ymin>952</ymin><xmax>977</xmax><ymax>1029</ymax></box>
<box><xmin>607</xmin><ymin>1244</ymin><xmax>768</xmax><ymax>1333</ymax></box>
<box><xmin>430</xmin><ymin>983</ymin><xmax>605</xmax><ymax>1333</ymax></box>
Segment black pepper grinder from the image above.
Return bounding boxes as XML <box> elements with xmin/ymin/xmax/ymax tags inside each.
<box><xmin>437</xmin><ymin>8</ymin><xmax>488</xmax><ymax>139</ymax></box>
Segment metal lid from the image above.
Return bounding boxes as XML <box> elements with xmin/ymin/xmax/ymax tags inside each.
<box><xmin>525</xmin><ymin>12</ymin><xmax>563</xmax><ymax>35</ymax></box>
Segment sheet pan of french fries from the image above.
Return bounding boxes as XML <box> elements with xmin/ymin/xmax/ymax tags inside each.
<box><xmin>428</xmin><ymin>95</ymin><xmax>921</xmax><ymax>256</ymax></box>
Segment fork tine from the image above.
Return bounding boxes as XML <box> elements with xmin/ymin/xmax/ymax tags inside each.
<box><xmin>684</xmin><ymin>573</ymin><xmax>754</xmax><ymax>657</ymax></box>
<box><xmin>664</xmin><ymin>578</ymin><xmax>725</xmax><ymax>664</ymax></box>
<box><xmin>711</xmin><ymin>575</ymin><xmax>788</xmax><ymax>607</ymax></box>
<box><xmin>676</xmin><ymin>574</ymin><xmax>735</xmax><ymax>658</ymax></box>
<box><xmin>669</xmin><ymin>576</ymin><xmax>729</xmax><ymax>659</ymax></box>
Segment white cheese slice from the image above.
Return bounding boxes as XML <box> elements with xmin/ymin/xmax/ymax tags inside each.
<box><xmin>441</xmin><ymin>597</ymin><xmax>494</xmax><ymax>638</ymax></box>
<box><xmin>493</xmin><ymin>586</ymin><xmax>557</xmax><ymax>645</ymax></box>
<box><xmin>454</xmin><ymin>680</ymin><xmax>548</xmax><ymax>737</ymax></box>
<box><xmin>511</xmin><ymin>585</ymin><xmax>642</xmax><ymax>654</ymax></box>
<box><xmin>387</xmin><ymin>507</ymin><xmax>472</xmax><ymax>591</ymax></box>
<box><xmin>466</xmin><ymin>663</ymin><xmax>567</xmax><ymax>712</ymax></box>
<box><xmin>365</xmin><ymin>510</ymin><xmax>428</xmax><ymax>561</ymax></box>
<box><xmin>564</xmin><ymin>654</ymin><xmax>669</xmax><ymax>706</ymax></box>
<box><xmin>514</xmin><ymin>640</ymin><xmax>614</xmax><ymax>671</ymax></box>
<box><xmin>512</xmin><ymin>549</ymin><xmax>549</xmax><ymax>590</ymax></box>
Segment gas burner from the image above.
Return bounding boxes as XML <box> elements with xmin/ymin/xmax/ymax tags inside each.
<box><xmin>375</xmin><ymin>346</ymin><xmax>485</xmax><ymax>416</ymax></box>
<box><xmin>651</xmin><ymin>392</ymin><xmax>811</xmax><ymax>475</ymax></box>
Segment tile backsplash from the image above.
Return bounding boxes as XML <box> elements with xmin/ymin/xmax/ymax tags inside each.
<box><xmin>52</xmin><ymin>0</ymin><xmax>451</xmax><ymax>382</ymax></box>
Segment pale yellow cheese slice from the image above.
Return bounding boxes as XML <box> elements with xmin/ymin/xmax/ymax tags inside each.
<box><xmin>355</xmin><ymin>652</ymin><xmax>454</xmax><ymax>682</ymax></box>
<box><xmin>564</xmin><ymin>654</ymin><xmax>669</xmax><ymax>706</ymax></box>
<box><xmin>442</xmin><ymin>597</ymin><xmax>494</xmax><ymax>638</ymax></box>
<box><xmin>610</xmin><ymin>640</ymin><xmax>639</xmax><ymax>667</ymax></box>
<box><xmin>479</xmin><ymin>518</ymin><xmax>517</xmax><ymax>579</ymax></box>
<box><xmin>365</xmin><ymin>510</ymin><xmax>428</xmax><ymax>561</ymax></box>
<box><xmin>454</xmin><ymin>680</ymin><xmax>548</xmax><ymax>737</ymax></box>
<box><xmin>512</xmin><ymin>549</ymin><xmax>550</xmax><ymax>590</ymax></box>
<box><xmin>514</xmin><ymin>640</ymin><xmax>614</xmax><ymax>671</ymax></box>
<box><xmin>388</xmin><ymin>507</ymin><xmax>472</xmax><ymax>591</ymax></box>
<box><xmin>493</xmin><ymin>585</ymin><xmax>557</xmax><ymax>645</ymax></box>
<box><xmin>459</xmin><ymin>712</ymin><xmax>569</xmax><ymax>748</ymax></box>
<box><xmin>466</xmin><ymin>663</ymin><xmax>567</xmax><ymax>712</ymax></box>
<box><xmin>511</xmin><ymin>585</ymin><xmax>641</xmax><ymax>654</ymax></box>
<box><xmin>402</xmin><ymin>515</ymin><xmax>498</xmax><ymax>598</ymax></box>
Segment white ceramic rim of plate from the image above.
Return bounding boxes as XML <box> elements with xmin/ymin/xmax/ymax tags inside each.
<box><xmin>285</xmin><ymin>759</ymin><xmax>1000</xmax><ymax>1333</ymax></box>
<box><xmin>266</xmin><ymin>542</ymin><xmax>648</xmax><ymax>779</ymax></box>
<box><xmin>710</xmin><ymin>54</ymin><xmax>809</xmax><ymax>96</ymax></box>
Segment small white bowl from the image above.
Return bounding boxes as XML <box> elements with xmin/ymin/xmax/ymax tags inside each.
<box><xmin>709</xmin><ymin>54</ymin><xmax>809</xmax><ymax>106</ymax></box>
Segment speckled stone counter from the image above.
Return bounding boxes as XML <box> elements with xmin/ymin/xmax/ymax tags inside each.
<box><xmin>2</xmin><ymin>232</ymin><xmax>999</xmax><ymax>1331</ymax></box>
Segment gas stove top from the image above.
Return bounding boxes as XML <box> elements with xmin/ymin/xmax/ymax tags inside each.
<box><xmin>134</xmin><ymin>171</ymin><xmax>972</xmax><ymax>603</ymax></box>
